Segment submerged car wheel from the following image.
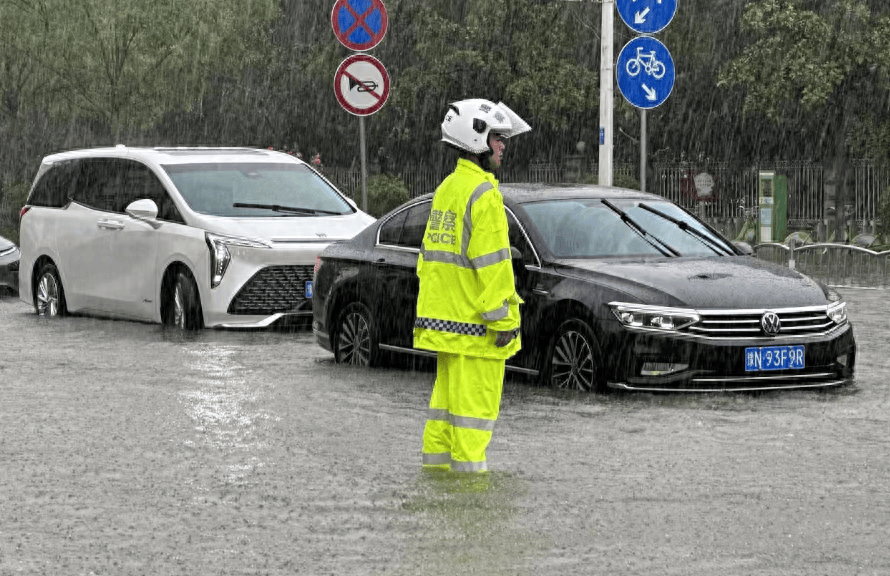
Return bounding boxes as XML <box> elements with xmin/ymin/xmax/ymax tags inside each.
<box><xmin>169</xmin><ymin>271</ymin><xmax>203</xmax><ymax>330</ymax></box>
<box><xmin>334</xmin><ymin>302</ymin><xmax>379</xmax><ymax>366</ymax></box>
<box><xmin>544</xmin><ymin>319</ymin><xmax>600</xmax><ymax>392</ymax></box>
<box><xmin>35</xmin><ymin>262</ymin><xmax>67</xmax><ymax>317</ymax></box>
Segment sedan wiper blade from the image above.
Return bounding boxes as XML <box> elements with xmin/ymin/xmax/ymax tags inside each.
<box><xmin>638</xmin><ymin>203</ymin><xmax>735</xmax><ymax>256</ymax></box>
<box><xmin>600</xmin><ymin>199</ymin><xmax>680</xmax><ymax>257</ymax></box>
<box><xmin>232</xmin><ymin>202</ymin><xmax>341</xmax><ymax>216</ymax></box>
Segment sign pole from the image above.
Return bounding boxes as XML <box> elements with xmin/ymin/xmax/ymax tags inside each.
<box><xmin>359</xmin><ymin>115</ymin><xmax>368</xmax><ymax>211</ymax></box>
<box><xmin>616</xmin><ymin>0</ymin><xmax>678</xmax><ymax>192</ymax></box>
<box><xmin>640</xmin><ymin>109</ymin><xmax>647</xmax><ymax>192</ymax></box>
<box><xmin>599</xmin><ymin>0</ymin><xmax>614</xmax><ymax>187</ymax></box>
<box><xmin>331</xmin><ymin>0</ymin><xmax>389</xmax><ymax>212</ymax></box>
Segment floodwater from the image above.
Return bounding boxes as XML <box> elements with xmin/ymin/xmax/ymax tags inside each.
<box><xmin>0</xmin><ymin>290</ymin><xmax>888</xmax><ymax>576</ymax></box>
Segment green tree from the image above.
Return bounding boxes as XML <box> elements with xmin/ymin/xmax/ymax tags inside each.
<box><xmin>388</xmin><ymin>0</ymin><xmax>599</xmax><ymax>169</ymax></box>
<box><xmin>0</xmin><ymin>0</ymin><xmax>279</xmax><ymax>134</ymax></box>
<box><xmin>719</xmin><ymin>0</ymin><xmax>890</xmax><ymax>232</ymax></box>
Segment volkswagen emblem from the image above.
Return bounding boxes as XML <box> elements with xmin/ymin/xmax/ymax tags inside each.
<box><xmin>761</xmin><ymin>311</ymin><xmax>781</xmax><ymax>336</ymax></box>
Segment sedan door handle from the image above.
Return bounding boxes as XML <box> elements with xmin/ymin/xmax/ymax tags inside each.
<box><xmin>97</xmin><ymin>219</ymin><xmax>124</xmax><ymax>230</ymax></box>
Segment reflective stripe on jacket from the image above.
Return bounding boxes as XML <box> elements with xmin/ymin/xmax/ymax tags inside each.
<box><xmin>413</xmin><ymin>159</ymin><xmax>523</xmax><ymax>360</ymax></box>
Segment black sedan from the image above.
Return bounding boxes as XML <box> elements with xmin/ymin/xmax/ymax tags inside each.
<box><xmin>312</xmin><ymin>184</ymin><xmax>855</xmax><ymax>392</ymax></box>
<box><xmin>0</xmin><ymin>234</ymin><xmax>19</xmax><ymax>296</ymax></box>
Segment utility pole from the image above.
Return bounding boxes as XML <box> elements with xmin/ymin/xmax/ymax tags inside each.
<box><xmin>599</xmin><ymin>0</ymin><xmax>614</xmax><ymax>186</ymax></box>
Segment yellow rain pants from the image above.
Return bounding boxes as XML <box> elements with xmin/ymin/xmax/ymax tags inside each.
<box><xmin>421</xmin><ymin>351</ymin><xmax>505</xmax><ymax>472</ymax></box>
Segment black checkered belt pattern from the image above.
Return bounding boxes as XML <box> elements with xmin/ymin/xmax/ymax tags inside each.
<box><xmin>415</xmin><ymin>316</ymin><xmax>487</xmax><ymax>337</ymax></box>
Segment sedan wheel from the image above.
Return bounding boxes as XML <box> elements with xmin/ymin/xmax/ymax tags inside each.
<box><xmin>335</xmin><ymin>302</ymin><xmax>379</xmax><ymax>366</ymax></box>
<box><xmin>35</xmin><ymin>263</ymin><xmax>67</xmax><ymax>317</ymax></box>
<box><xmin>545</xmin><ymin>320</ymin><xmax>600</xmax><ymax>392</ymax></box>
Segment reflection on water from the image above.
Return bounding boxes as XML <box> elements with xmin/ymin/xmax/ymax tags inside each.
<box><xmin>179</xmin><ymin>343</ymin><xmax>275</xmax><ymax>484</ymax></box>
<box><xmin>395</xmin><ymin>470</ymin><xmax>548</xmax><ymax>574</ymax></box>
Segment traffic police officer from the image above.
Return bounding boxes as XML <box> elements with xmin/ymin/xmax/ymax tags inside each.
<box><xmin>414</xmin><ymin>99</ymin><xmax>531</xmax><ymax>472</ymax></box>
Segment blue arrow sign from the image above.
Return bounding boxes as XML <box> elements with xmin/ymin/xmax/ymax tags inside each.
<box><xmin>616</xmin><ymin>36</ymin><xmax>675</xmax><ymax>110</ymax></box>
<box><xmin>617</xmin><ymin>0</ymin><xmax>677</xmax><ymax>35</ymax></box>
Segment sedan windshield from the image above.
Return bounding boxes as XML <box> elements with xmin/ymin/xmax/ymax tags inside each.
<box><xmin>522</xmin><ymin>198</ymin><xmax>734</xmax><ymax>258</ymax></box>
<box><xmin>162</xmin><ymin>162</ymin><xmax>353</xmax><ymax>217</ymax></box>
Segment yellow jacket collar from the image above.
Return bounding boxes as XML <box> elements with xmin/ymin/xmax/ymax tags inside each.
<box><xmin>455</xmin><ymin>158</ymin><xmax>499</xmax><ymax>186</ymax></box>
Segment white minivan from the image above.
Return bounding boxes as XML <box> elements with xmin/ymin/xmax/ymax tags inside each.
<box><xmin>19</xmin><ymin>146</ymin><xmax>376</xmax><ymax>329</ymax></box>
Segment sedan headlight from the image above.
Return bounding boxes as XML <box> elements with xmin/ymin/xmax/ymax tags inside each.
<box><xmin>827</xmin><ymin>301</ymin><xmax>847</xmax><ymax>325</ymax></box>
<box><xmin>609</xmin><ymin>302</ymin><xmax>700</xmax><ymax>332</ymax></box>
<box><xmin>205</xmin><ymin>232</ymin><xmax>272</xmax><ymax>289</ymax></box>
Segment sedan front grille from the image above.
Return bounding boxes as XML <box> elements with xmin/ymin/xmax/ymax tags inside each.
<box><xmin>685</xmin><ymin>307</ymin><xmax>835</xmax><ymax>339</ymax></box>
<box><xmin>228</xmin><ymin>265</ymin><xmax>314</xmax><ymax>315</ymax></box>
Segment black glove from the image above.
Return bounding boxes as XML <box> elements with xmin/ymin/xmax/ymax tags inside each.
<box><xmin>494</xmin><ymin>328</ymin><xmax>520</xmax><ymax>348</ymax></box>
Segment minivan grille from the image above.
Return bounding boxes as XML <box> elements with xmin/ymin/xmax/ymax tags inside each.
<box><xmin>228</xmin><ymin>265</ymin><xmax>314</xmax><ymax>315</ymax></box>
<box><xmin>686</xmin><ymin>307</ymin><xmax>835</xmax><ymax>339</ymax></box>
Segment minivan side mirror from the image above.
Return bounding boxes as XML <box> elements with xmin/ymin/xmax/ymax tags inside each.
<box><xmin>126</xmin><ymin>199</ymin><xmax>161</xmax><ymax>228</ymax></box>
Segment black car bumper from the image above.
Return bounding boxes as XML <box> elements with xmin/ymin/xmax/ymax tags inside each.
<box><xmin>0</xmin><ymin>253</ymin><xmax>19</xmax><ymax>295</ymax></box>
<box><xmin>605</xmin><ymin>322</ymin><xmax>856</xmax><ymax>392</ymax></box>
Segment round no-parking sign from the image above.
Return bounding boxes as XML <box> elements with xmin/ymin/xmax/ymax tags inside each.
<box><xmin>334</xmin><ymin>54</ymin><xmax>390</xmax><ymax>116</ymax></box>
<box><xmin>331</xmin><ymin>0</ymin><xmax>388</xmax><ymax>52</ymax></box>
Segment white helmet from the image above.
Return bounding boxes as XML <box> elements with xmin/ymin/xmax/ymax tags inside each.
<box><xmin>440</xmin><ymin>99</ymin><xmax>532</xmax><ymax>154</ymax></box>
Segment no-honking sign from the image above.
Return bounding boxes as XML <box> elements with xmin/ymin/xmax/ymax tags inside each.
<box><xmin>334</xmin><ymin>54</ymin><xmax>390</xmax><ymax>116</ymax></box>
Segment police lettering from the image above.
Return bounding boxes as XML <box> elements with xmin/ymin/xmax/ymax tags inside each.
<box><xmin>429</xmin><ymin>209</ymin><xmax>443</xmax><ymax>230</ymax></box>
<box><xmin>426</xmin><ymin>232</ymin><xmax>456</xmax><ymax>245</ymax></box>
<box><xmin>442</xmin><ymin>210</ymin><xmax>456</xmax><ymax>232</ymax></box>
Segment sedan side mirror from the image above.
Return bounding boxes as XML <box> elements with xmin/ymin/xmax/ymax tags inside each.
<box><xmin>510</xmin><ymin>246</ymin><xmax>522</xmax><ymax>260</ymax></box>
<box><xmin>732</xmin><ymin>241</ymin><xmax>754</xmax><ymax>256</ymax></box>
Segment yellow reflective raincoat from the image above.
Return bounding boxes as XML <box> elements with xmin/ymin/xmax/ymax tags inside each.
<box><xmin>415</xmin><ymin>158</ymin><xmax>523</xmax><ymax>473</ymax></box>
<box><xmin>413</xmin><ymin>159</ymin><xmax>523</xmax><ymax>359</ymax></box>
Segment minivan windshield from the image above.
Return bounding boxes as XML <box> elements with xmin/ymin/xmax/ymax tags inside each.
<box><xmin>162</xmin><ymin>162</ymin><xmax>353</xmax><ymax>217</ymax></box>
<box><xmin>522</xmin><ymin>198</ymin><xmax>734</xmax><ymax>258</ymax></box>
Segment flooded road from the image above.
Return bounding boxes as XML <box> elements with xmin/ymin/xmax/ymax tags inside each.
<box><xmin>1</xmin><ymin>290</ymin><xmax>888</xmax><ymax>575</ymax></box>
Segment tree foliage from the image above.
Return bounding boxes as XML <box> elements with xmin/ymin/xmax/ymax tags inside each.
<box><xmin>387</xmin><ymin>0</ymin><xmax>598</xmax><ymax>168</ymax></box>
<box><xmin>0</xmin><ymin>0</ymin><xmax>279</xmax><ymax>131</ymax></box>
<box><xmin>719</xmin><ymin>0</ymin><xmax>890</xmax><ymax>162</ymax></box>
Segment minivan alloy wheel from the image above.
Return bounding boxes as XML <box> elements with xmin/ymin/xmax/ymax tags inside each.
<box><xmin>35</xmin><ymin>263</ymin><xmax>66</xmax><ymax>317</ymax></box>
<box><xmin>168</xmin><ymin>270</ymin><xmax>202</xmax><ymax>330</ymax></box>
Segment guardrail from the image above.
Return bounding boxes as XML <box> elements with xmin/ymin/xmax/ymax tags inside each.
<box><xmin>754</xmin><ymin>242</ymin><xmax>890</xmax><ymax>289</ymax></box>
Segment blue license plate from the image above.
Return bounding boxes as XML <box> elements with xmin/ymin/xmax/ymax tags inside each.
<box><xmin>305</xmin><ymin>281</ymin><xmax>313</xmax><ymax>299</ymax></box>
<box><xmin>745</xmin><ymin>345</ymin><xmax>805</xmax><ymax>371</ymax></box>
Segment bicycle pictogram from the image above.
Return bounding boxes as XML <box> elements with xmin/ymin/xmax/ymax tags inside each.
<box><xmin>625</xmin><ymin>46</ymin><xmax>666</xmax><ymax>79</ymax></box>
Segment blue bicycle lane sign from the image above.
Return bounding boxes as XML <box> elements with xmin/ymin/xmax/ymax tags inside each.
<box><xmin>617</xmin><ymin>0</ymin><xmax>677</xmax><ymax>35</ymax></box>
<box><xmin>616</xmin><ymin>36</ymin><xmax>675</xmax><ymax>110</ymax></box>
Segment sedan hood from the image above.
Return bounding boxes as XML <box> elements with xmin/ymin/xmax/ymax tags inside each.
<box><xmin>558</xmin><ymin>256</ymin><xmax>830</xmax><ymax>309</ymax></box>
<box><xmin>194</xmin><ymin>212</ymin><xmax>375</xmax><ymax>242</ymax></box>
<box><xmin>0</xmin><ymin>236</ymin><xmax>14</xmax><ymax>251</ymax></box>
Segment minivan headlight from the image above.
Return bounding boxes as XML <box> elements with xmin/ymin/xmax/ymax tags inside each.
<box><xmin>827</xmin><ymin>301</ymin><xmax>847</xmax><ymax>325</ymax></box>
<box><xmin>205</xmin><ymin>232</ymin><xmax>271</xmax><ymax>289</ymax></box>
<box><xmin>609</xmin><ymin>303</ymin><xmax>700</xmax><ymax>332</ymax></box>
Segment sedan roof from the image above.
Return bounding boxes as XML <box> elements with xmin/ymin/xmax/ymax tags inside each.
<box><xmin>500</xmin><ymin>183</ymin><xmax>663</xmax><ymax>204</ymax></box>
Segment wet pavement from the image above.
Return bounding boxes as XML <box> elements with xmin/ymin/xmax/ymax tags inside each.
<box><xmin>0</xmin><ymin>289</ymin><xmax>888</xmax><ymax>575</ymax></box>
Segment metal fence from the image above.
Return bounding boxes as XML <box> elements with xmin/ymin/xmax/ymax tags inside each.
<box><xmin>652</xmin><ymin>161</ymin><xmax>826</xmax><ymax>226</ymax></box>
<box><xmin>755</xmin><ymin>242</ymin><xmax>890</xmax><ymax>289</ymax></box>
<box><xmin>326</xmin><ymin>159</ymin><xmax>886</xmax><ymax>229</ymax></box>
<box><xmin>852</xmin><ymin>159</ymin><xmax>890</xmax><ymax>227</ymax></box>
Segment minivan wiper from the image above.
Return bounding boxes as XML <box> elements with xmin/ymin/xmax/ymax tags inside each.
<box><xmin>232</xmin><ymin>202</ymin><xmax>342</xmax><ymax>216</ymax></box>
<box><xmin>637</xmin><ymin>203</ymin><xmax>734</xmax><ymax>256</ymax></box>
<box><xmin>600</xmin><ymin>199</ymin><xmax>680</xmax><ymax>257</ymax></box>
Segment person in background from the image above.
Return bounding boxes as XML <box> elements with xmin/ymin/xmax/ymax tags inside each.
<box><xmin>414</xmin><ymin>99</ymin><xmax>531</xmax><ymax>473</ymax></box>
